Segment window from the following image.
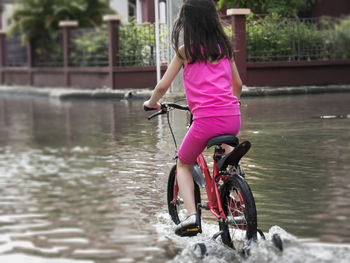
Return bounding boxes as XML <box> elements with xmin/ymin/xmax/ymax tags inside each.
<box><xmin>128</xmin><ymin>0</ymin><xmax>136</xmax><ymax>18</ymax></box>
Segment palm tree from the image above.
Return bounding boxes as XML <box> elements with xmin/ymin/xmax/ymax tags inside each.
<box><xmin>8</xmin><ymin>0</ymin><xmax>114</xmax><ymax>42</ymax></box>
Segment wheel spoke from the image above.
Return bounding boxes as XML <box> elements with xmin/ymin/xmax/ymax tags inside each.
<box><xmin>226</xmin><ymin>187</ymin><xmax>248</xmax><ymax>229</ymax></box>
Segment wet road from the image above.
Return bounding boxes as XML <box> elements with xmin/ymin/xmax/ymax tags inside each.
<box><xmin>0</xmin><ymin>93</ymin><xmax>349</xmax><ymax>262</ymax></box>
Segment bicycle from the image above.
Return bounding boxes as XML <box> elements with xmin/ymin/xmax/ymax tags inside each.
<box><xmin>145</xmin><ymin>102</ymin><xmax>259</xmax><ymax>249</ymax></box>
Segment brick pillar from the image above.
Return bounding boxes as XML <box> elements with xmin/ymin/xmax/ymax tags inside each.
<box><xmin>227</xmin><ymin>8</ymin><xmax>251</xmax><ymax>85</ymax></box>
<box><xmin>103</xmin><ymin>15</ymin><xmax>121</xmax><ymax>89</ymax></box>
<box><xmin>142</xmin><ymin>0</ymin><xmax>155</xmax><ymax>23</ymax></box>
<box><xmin>0</xmin><ymin>30</ymin><xmax>6</xmax><ymax>84</ymax></box>
<box><xmin>59</xmin><ymin>20</ymin><xmax>78</xmax><ymax>87</ymax></box>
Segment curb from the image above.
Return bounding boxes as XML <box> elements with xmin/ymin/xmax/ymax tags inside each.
<box><xmin>0</xmin><ymin>85</ymin><xmax>152</xmax><ymax>100</ymax></box>
<box><xmin>1</xmin><ymin>84</ymin><xmax>350</xmax><ymax>101</ymax></box>
<box><xmin>242</xmin><ymin>85</ymin><xmax>350</xmax><ymax>97</ymax></box>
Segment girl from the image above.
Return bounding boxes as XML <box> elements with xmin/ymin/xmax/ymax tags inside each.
<box><xmin>143</xmin><ymin>0</ymin><xmax>242</xmax><ymax>236</ymax></box>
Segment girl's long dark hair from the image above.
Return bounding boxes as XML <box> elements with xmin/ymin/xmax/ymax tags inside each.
<box><xmin>172</xmin><ymin>0</ymin><xmax>233</xmax><ymax>64</ymax></box>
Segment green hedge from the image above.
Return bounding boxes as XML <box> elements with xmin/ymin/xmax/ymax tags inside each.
<box><xmin>119</xmin><ymin>19</ymin><xmax>168</xmax><ymax>66</ymax></box>
<box><xmin>70</xmin><ymin>27</ymin><xmax>109</xmax><ymax>66</ymax></box>
<box><xmin>37</xmin><ymin>16</ymin><xmax>349</xmax><ymax>66</ymax></box>
<box><xmin>69</xmin><ymin>19</ymin><xmax>168</xmax><ymax>67</ymax></box>
<box><xmin>245</xmin><ymin>15</ymin><xmax>350</xmax><ymax>62</ymax></box>
<box><xmin>335</xmin><ymin>16</ymin><xmax>350</xmax><ymax>59</ymax></box>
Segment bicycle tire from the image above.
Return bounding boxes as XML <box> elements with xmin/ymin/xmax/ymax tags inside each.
<box><xmin>167</xmin><ymin>164</ymin><xmax>201</xmax><ymax>225</ymax></box>
<box><xmin>219</xmin><ymin>175</ymin><xmax>257</xmax><ymax>248</ymax></box>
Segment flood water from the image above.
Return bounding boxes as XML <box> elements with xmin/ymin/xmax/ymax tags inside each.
<box><xmin>0</xmin><ymin>92</ymin><xmax>349</xmax><ymax>263</ymax></box>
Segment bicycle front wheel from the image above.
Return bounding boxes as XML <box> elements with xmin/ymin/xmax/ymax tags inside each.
<box><xmin>167</xmin><ymin>164</ymin><xmax>201</xmax><ymax>225</ymax></box>
<box><xmin>219</xmin><ymin>175</ymin><xmax>257</xmax><ymax>248</ymax></box>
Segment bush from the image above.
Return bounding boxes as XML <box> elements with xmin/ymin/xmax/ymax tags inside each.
<box><xmin>247</xmin><ymin>15</ymin><xmax>294</xmax><ymax>61</ymax></box>
<box><xmin>119</xmin><ymin>20</ymin><xmax>155</xmax><ymax>66</ymax></box>
<box><xmin>335</xmin><ymin>16</ymin><xmax>350</xmax><ymax>59</ymax></box>
<box><xmin>69</xmin><ymin>19</ymin><xmax>168</xmax><ymax>67</ymax></box>
<box><xmin>119</xmin><ymin>18</ymin><xmax>168</xmax><ymax>66</ymax></box>
<box><xmin>32</xmin><ymin>15</ymin><xmax>350</xmax><ymax>66</ymax></box>
<box><xmin>246</xmin><ymin>15</ymin><xmax>349</xmax><ymax>62</ymax></box>
<box><xmin>34</xmin><ymin>36</ymin><xmax>63</xmax><ymax>66</ymax></box>
<box><xmin>70</xmin><ymin>27</ymin><xmax>109</xmax><ymax>67</ymax></box>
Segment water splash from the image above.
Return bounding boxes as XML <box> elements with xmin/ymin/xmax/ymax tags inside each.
<box><xmin>155</xmin><ymin>212</ymin><xmax>350</xmax><ymax>263</ymax></box>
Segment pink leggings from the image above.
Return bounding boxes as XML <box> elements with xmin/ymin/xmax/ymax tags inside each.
<box><xmin>177</xmin><ymin>115</ymin><xmax>241</xmax><ymax>165</ymax></box>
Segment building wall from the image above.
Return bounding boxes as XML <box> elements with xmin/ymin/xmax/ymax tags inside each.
<box><xmin>142</xmin><ymin>0</ymin><xmax>155</xmax><ymax>23</ymax></box>
<box><xmin>312</xmin><ymin>0</ymin><xmax>350</xmax><ymax>17</ymax></box>
<box><xmin>140</xmin><ymin>0</ymin><xmax>167</xmax><ymax>23</ymax></box>
<box><xmin>110</xmin><ymin>0</ymin><xmax>129</xmax><ymax>23</ymax></box>
<box><xmin>1</xmin><ymin>4</ymin><xmax>16</xmax><ymax>30</ymax></box>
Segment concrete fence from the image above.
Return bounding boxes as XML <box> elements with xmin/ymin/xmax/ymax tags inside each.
<box><xmin>0</xmin><ymin>15</ymin><xmax>166</xmax><ymax>90</ymax></box>
<box><xmin>0</xmin><ymin>10</ymin><xmax>349</xmax><ymax>90</ymax></box>
<box><xmin>228</xmin><ymin>9</ymin><xmax>350</xmax><ymax>86</ymax></box>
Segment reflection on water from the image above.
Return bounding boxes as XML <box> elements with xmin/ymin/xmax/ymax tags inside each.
<box><xmin>0</xmin><ymin>93</ymin><xmax>349</xmax><ymax>262</ymax></box>
<box><xmin>238</xmin><ymin>94</ymin><xmax>350</xmax><ymax>244</ymax></box>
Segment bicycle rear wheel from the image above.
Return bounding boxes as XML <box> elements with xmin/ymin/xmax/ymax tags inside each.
<box><xmin>167</xmin><ymin>164</ymin><xmax>201</xmax><ymax>225</ymax></box>
<box><xmin>219</xmin><ymin>175</ymin><xmax>257</xmax><ymax>248</ymax></box>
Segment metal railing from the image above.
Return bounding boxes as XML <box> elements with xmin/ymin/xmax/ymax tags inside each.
<box><xmin>33</xmin><ymin>33</ymin><xmax>63</xmax><ymax>67</ymax></box>
<box><xmin>5</xmin><ymin>17</ymin><xmax>348</xmax><ymax>68</ymax></box>
<box><xmin>118</xmin><ymin>22</ymin><xmax>168</xmax><ymax>66</ymax></box>
<box><xmin>69</xmin><ymin>26</ymin><xmax>109</xmax><ymax>67</ymax></box>
<box><xmin>5</xmin><ymin>35</ymin><xmax>27</xmax><ymax>67</ymax></box>
<box><xmin>4</xmin><ymin>22</ymin><xmax>168</xmax><ymax>68</ymax></box>
<box><xmin>246</xmin><ymin>16</ymin><xmax>350</xmax><ymax>62</ymax></box>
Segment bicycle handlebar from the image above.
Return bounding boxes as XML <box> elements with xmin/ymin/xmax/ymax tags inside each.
<box><xmin>143</xmin><ymin>105</ymin><xmax>158</xmax><ymax>111</ymax></box>
<box><xmin>145</xmin><ymin>103</ymin><xmax>190</xmax><ymax>120</ymax></box>
<box><xmin>166</xmin><ymin>103</ymin><xmax>190</xmax><ymax>111</ymax></box>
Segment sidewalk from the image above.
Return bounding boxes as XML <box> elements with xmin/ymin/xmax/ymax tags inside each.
<box><xmin>0</xmin><ymin>84</ymin><xmax>350</xmax><ymax>100</ymax></box>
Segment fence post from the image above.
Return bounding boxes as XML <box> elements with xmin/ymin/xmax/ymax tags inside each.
<box><xmin>59</xmin><ymin>20</ymin><xmax>78</xmax><ymax>87</ymax></box>
<box><xmin>103</xmin><ymin>15</ymin><xmax>121</xmax><ymax>89</ymax></box>
<box><xmin>26</xmin><ymin>38</ymin><xmax>35</xmax><ymax>85</ymax></box>
<box><xmin>227</xmin><ymin>8</ymin><xmax>251</xmax><ymax>85</ymax></box>
<box><xmin>0</xmin><ymin>30</ymin><xmax>6</xmax><ymax>84</ymax></box>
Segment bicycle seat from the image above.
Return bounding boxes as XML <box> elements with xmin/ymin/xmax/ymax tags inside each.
<box><xmin>206</xmin><ymin>135</ymin><xmax>239</xmax><ymax>148</ymax></box>
<box><xmin>217</xmin><ymin>141</ymin><xmax>251</xmax><ymax>171</ymax></box>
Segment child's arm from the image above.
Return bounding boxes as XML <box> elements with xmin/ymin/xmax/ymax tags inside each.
<box><xmin>231</xmin><ymin>60</ymin><xmax>242</xmax><ymax>99</ymax></box>
<box><xmin>143</xmin><ymin>53</ymin><xmax>184</xmax><ymax>110</ymax></box>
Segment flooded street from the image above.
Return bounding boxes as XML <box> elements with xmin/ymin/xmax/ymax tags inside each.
<box><xmin>0</xmin><ymin>92</ymin><xmax>349</xmax><ymax>262</ymax></box>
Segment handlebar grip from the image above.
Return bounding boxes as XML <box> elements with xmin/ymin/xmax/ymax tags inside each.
<box><xmin>146</xmin><ymin>103</ymin><xmax>191</xmax><ymax>121</ymax></box>
<box><xmin>147</xmin><ymin>104</ymin><xmax>167</xmax><ymax>120</ymax></box>
<box><xmin>148</xmin><ymin>111</ymin><xmax>162</xmax><ymax>120</ymax></box>
<box><xmin>144</xmin><ymin>105</ymin><xmax>157</xmax><ymax>111</ymax></box>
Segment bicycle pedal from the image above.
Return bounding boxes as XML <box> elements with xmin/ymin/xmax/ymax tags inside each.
<box><xmin>175</xmin><ymin>224</ymin><xmax>200</xmax><ymax>237</ymax></box>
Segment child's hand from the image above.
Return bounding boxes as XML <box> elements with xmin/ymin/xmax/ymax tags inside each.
<box><xmin>143</xmin><ymin>100</ymin><xmax>161</xmax><ymax>111</ymax></box>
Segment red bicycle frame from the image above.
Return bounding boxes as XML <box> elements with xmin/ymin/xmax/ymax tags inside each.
<box><xmin>173</xmin><ymin>151</ymin><xmax>228</xmax><ymax>221</ymax></box>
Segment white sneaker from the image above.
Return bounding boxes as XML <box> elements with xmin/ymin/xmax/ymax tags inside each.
<box><xmin>174</xmin><ymin>214</ymin><xmax>199</xmax><ymax>237</ymax></box>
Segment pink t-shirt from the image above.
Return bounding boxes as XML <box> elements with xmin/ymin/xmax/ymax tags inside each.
<box><xmin>183</xmin><ymin>57</ymin><xmax>240</xmax><ymax>120</ymax></box>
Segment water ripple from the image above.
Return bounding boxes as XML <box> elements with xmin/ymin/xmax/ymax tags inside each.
<box><xmin>0</xmin><ymin>94</ymin><xmax>349</xmax><ymax>262</ymax></box>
